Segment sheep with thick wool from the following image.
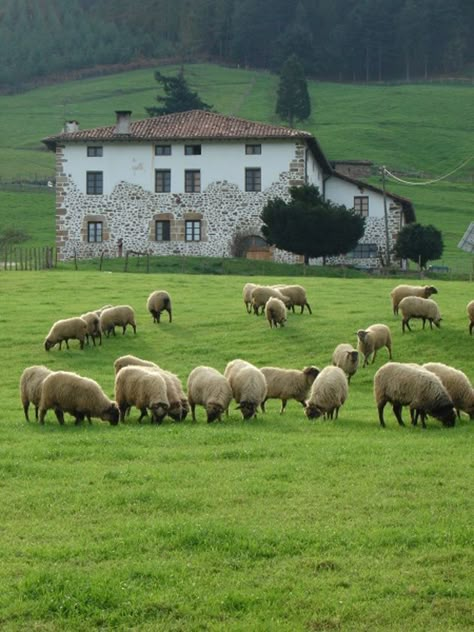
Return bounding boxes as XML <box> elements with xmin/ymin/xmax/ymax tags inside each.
<box><xmin>304</xmin><ymin>366</ymin><xmax>348</xmax><ymax>420</ymax></box>
<box><xmin>114</xmin><ymin>365</ymin><xmax>169</xmax><ymax>424</ymax></box>
<box><xmin>265</xmin><ymin>297</ymin><xmax>287</xmax><ymax>328</ymax></box>
<box><xmin>398</xmin><ymin>296</ymin><xmax>442</xmax><ymax>333</ymax></box>
<box><xmin>251</xmin><ymin>286</ymin><xmax>291</xmax><ymax>315</ymax></box>
<box><xmin>81</xmin><ymin>311</ymin><xmax>102</xmax><ymax>346</ymax></box>
<box><xmin>147</xmin><ymin>290</ymin><xmax>172</xmax><ymax>324</ymax></box>
<box><xmin>20</xmin><ymin>365</ymin><xmax>54</xmax><ymax>421</ymax></box>
<box><xmin>114</xmin><ymin>354</ymin><xmax>159</xmax><ymax>375</ymax></box>
<box><xmin>423</xmin><ymin>362</ymin><xmax>474</xmax><ymax>420</ymax></box>
<box><xmin>467</xmin><ymin>300</ymin><xmax>474</xmax><ymax>335</ymax></box>
<box><xmin>187</xmin><ymin>366</ymin><xmax>233</xmax><ymax>422</ymax></box>
<box><xmin>243</xmin><ymin>283</ymin><xmax>258</xmax><ymax>314</ymax></box>
<box><xmin>390</xmin><ymin>284</ymin><xmax>438</xmax><ymax>315</ymax></box>
<box><xmin>95</xmin><ymin>304</ymin><xmax>113</xmax><ymax>317</ymax></box>
<box><xmin>278</xmin><ymin>284</ymin><xmax>312</xmax><ymax>314</ymax></box>
<box><xmin>373</xmin><ymin>362</ymin><xmax>455</xmax><ymax>428</ymax></box>
<box><xmin>100</xmin><ymin>305</ymin><xmax>136</xmax><ymax>337</ymax></box>
<box><xmin>44</xmin><ymin>317</ymin><xmax>88</xmax><ymax>351</ymax></box>
<box><xmin>260</xmin><ymin>366</ymin><xmax>320</xmax><ymax>413</ymax></box>
<box><xmin>356</xmin><ymin>324</ymin><xmax>392</xmax><ymax>367</ymax></box>
<box><xmin>224</xmin><ymin>359</ymin><xmax>267</xmax><ymax>420</ymax></box>
<box><xmin>332</xmin><ymin>343</ymin><xmax>359</xmax><ymax>383</ymax></box>
<box><xmin>39</xmin><ymin>370</ymin><xmax>119</xmax><ymax>425</ymax></box>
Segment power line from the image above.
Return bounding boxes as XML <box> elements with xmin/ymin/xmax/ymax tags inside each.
<box><xmin>383</xmin><ymin>156</ymin><xmax>473</xmax><ymax>186</ymax></box>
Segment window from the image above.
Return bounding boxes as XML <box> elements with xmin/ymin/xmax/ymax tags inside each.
<box><xmin>245</xmin><ymin>144</ymin><xmax>261</xmax><ymax>155</ymax></box>
<box><xmin>185</xmin><ymin>170</ymin><xmax>201</xmax><ymax>193</ymax></box>
<box><xmin>87</xmin><ymin>146</ymin><xmax>103</xmax><ymax>157</ymax></box>
<box><xmin>185</xmin><ymin>220</ymin><xmax>201</xmax><ymax>242</ymax></box>
<box><xmin>185</xmin><ymin>145</ymin><xmax>201</xmax><ymax>155</ymax></box>
<box><xmin>354</xmin><ymin>196</ymin><xmax>369</xmax><ymax>217</ymax></box>
<box><xmin>245</xmin><ymin>168</ymin><xmax>261</xmax><ymax>192</ymax></box>
<box><xmin>155</xmin><ymin>170</ymin><xmax>171</xmax><ymax>193</ymax></box>
<box><xmin>348</xmin><ymin>243</ymin><xmax>378</xmax><ymax>258</ymax></box>
<box><xmin>155</xmin><ymin>145</ymin><xmax>171</xmax><ymax>156</ymax></box>
<box><xmin>86</xmin><ymin>171</ymin><xmax>103</xmax><ymax>195</ymax></box>
<box><xmin>87</xmin><ymin>221</ymin><xmax>103</xmax><ymax>243</ymax></box>
<box><xmin>155</xmin><ymin>220</ymin><xmax>171</xmax><ymax>241</ymax></box>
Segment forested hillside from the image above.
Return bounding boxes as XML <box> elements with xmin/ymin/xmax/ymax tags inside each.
<box><xmin>1</xmin><ymin>0</ymin><xmax>473</xmax><ymax>90</ymax></box>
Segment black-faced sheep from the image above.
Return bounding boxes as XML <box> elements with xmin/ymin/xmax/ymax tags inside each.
<box><xmin>332</xmin><ymin>343</ymin><xmax>359</xmax><ymax>383</ymax></box>
<box><xmin>44</xmin><ymin>317</ymin><xmax>88</xmax><ymax>351</ymax></box>
<box><xmin>260</xmin><ymin>366</ymin><xmax>320</xmax><ymax>413</ymax></box>
<box><xmin>20</xmin><ymin>365</ymin><xmax>54</xmax><ymax>421</ymax></box>
<box><xmin>373</xmin><ymin>362</ymin><xmax>456</xmax><ymax>428</ymax></box>
<box><xmin>278</xmin><ymin>284</ymin><xmax>312</xmax><ymax>314</ymax></box>
<box><xmin>187</xmin><ymin>366</ymin><xmax>233</xmax><ymax>422</ymax></box>
<box><xmin>243</xmin><ymin>283</ymin><xmax>258</xmax><ymax>314</ymax></box>
<box><xmin>224</xmin><ymin>359</ymin><xmax>267</xmax><ymax>420</ymax></box>
<box><xmin>39</xmin><ymin>370</ymin><xmax>119</xmax><ymax>425</ymax></box>
<box><xmin>390</xmin><ymin>284</ymin><xmax>438</xmax><ymax>315</ymax></box>
<box><xmin>423</xmin><ymin>362</ymin><xmax>474</xmax><ymax>420</ymax></box>
<box><xmin>114</xmin><ymin>365</ymin><xmax>169</xmax><ymax>424</ymax></box>
<box><xmin>467</xmin><ymin>300</ymin><xmax>474</xmax><ymax>335</ymax></box>
<box><xmin>81</xmin><ymin>311</ymin><xmax>102</xmax><ymax>346</ymax></box>
<box><xmin>147</xmin><ymin>290</ymin><xmax>172</xmax><ymax>324</ymax></box>
<box><xmin>304</xmin><ymin>366</ymin><xmax>348</xmax><ymax>420</ymax></box>
<box><xmin>356</xmin><ymin>323</ymin><xmax>392</xmax><ymax>367</ymax></box>
<box><xmin>99</xmin><ymin>305</ymin><xmax>136</xmax><ymax>337</ymax></box>
<box><xmin>251</xmin><ymin>286</ymin><xmax>291</xmax><ymax>315</ymax></box>
<box><xmin>398</xmin><ymin>296</ymin><xmax>442</xmax><ymax>333</ymax></box>
<box><xmin>265</xmin><ymin>297</ymin><xmax>287</xmax><ymax>328</ymax></box>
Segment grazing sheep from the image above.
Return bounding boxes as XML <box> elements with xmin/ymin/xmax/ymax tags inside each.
<box><xmin>114</xmin><ymin>365</ymin><xmax>169</xmax><ymax>424</ymax></box>
<box><xmin>114</xmin><ymin>354</ymin><xmax>159</xmax><ymax>375</ymax></box>
<box><xmin>251</xmin><ymin>286</ymin><xmax>292</xmax><ymax>315</ymax></box>
<box><xmin>467</xmin><ymin>300</ymin><xmax>474</xmax><ymax>335</ymax></box>
<box><xmin>260</xmin><ymin>366</ymin><xmax>320</xmax><ymax>413</ymax></box>
<box><xmin>390</xmin><ymin>284</ymin><xmax>438</xmax><ymax>315</ymax></box>
<box><xmin>99</xmin><ymin>305</ymin><xmax>136</xmax><ymax>337</ymax></box>
<box><xmin>155</xmin><ymin>367</ymin><xmax>189</xmax><ymax>421</ymax></box>
<box><xmin>20</xmin><ymin>365</ymin><xmax>54</xmax><ymax>421</ymax></box>
<box><xmin>278</xmin><ymin>285</ymin><xmax>312</xmax><ymax>314</ymax></box>
<box><xmin>332</xmin><ymin>343</ymin><xmax>359</xmax><ymax>383</ymax></box>
<box><xmin>187</xmin><ymin>366</ymin><xmax>233</xmax><ymax>422</ymax></box>
<box><xmin>243</xmin><ymin>283</ymin><xmax>258</xmax><ymax>314</ymax></box>
<box><xmin>356</xmin><ymin>324</ymin><xmax>392</xmax><ymax>367</ymax></box>
<box><xmin>39</xmin><ymin>370</ymin><xmax>119</xmax><ymax>425</ymax></box>
<box><xmin>147</xmin><ymin>290</ymin><xmax>172</xmax><ymax>324</ymax></box>
<box><xmin>398</xmin><ymin>296</ymin><xmax>442</xmax><ymax>333</ymax></box>
<box><xmin>265</xmin><ymin>297</ymin><xmax>287</xmax><ymax>328</ymax></box>
<box><xmin>224</xmin><ymin>359</ymin><xmax>267</xmax><ymax>420</ymax></box>
<box><xmin>423</xmin><ymin>362</ymin><xmax>474</xmax><ymax>420</ymax></box>
<box><xmin>373</xmin><ymin>362</ymin><xmax>456</xmax><ymax>428</ymax></box>
<box><xmin>304</xmin><ymin>366</ymin><xmax>348</xmax><ymax>420</ymax></box>
<box><xmin>81</xmin><ymin>311</ymin><xmax>102</xmax><ymax>346</ymax></box>
<box><xmin>44</xmin><ymin>317</ymin><xmax>88</xmax><ymax>351</ymax></box>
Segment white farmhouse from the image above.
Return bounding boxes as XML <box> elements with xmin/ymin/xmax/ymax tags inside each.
<box><xmin>42</xmin><ymin>110</ymin><xmax>415</xmax><ymax>265</ymax></box>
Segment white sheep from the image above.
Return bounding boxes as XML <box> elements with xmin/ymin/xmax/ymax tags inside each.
<box><xmin>44</xmin><ymin>316</ymin><xmax>88</xmax><ymax>351</ymax></box>
<box><xmin>187</xmin><ymin>366</ymin><xmax>233</xmax><ymax>422</ymax></box>
<box><xmin>114</xmin><ymin>365</ymin><xmax>169</xmax><ymax>424</ymax></box>
<box><xmin>100</xmin><ymin>305</ymin><xmax>136</xmax><ymax>337</ymax></box>
<box><xmin>265</xmin><ymin>297</ymin><xmax>287</xmax><ymax>328</ymax></box>
<box><xmin>398</xmin><ymin>296</ymin><xmax>442</xmax><ymax>333</ymax></box>
<box><xmin>39</xmin><ymin>370</ymin><xmax>119</xmax><ymax>425</ymax></box>
<box><xmin>373</xmin><ymin>362</ymin><xmax>456</xmax><ymax>428</ymax></box>
<box><xmin>147</xmin><ymin>290</ymin><xmax>172</xmax><ymax>324</ymax></box>
<box><xmin>278</xmin><ymin>284</ymin><xmax>312</xmax><ymax>314</ymax></box>
<box><xmin>332</xmin><ymin>343</ymin><xmax>359</xmax><ymax>383</ymax></box>
<box><xmin>467</xmin><ymin>300</ymin><xmax>474</xmax><ymax>335</ymax></box>
<box><xmin>20</xmin><ymin>365</ymin><xmax>54</xmax><ymax>421</ymax></box>
<box><xmin>304</xmin><ymin>366</ymin><xmax>348</xmax><ymax>420</ymax></box>
<box><xmin>260</xmin><ymin>366</ymin><xmax>320</xmax><ymax>413</ymax></box>
<box><xmin>224</xmin><ymin>359</ymin><xmax>267</xmax><ymax>419</ymax></box>
<box><xmin>94</xmin><ymin>304</ymin><xmax>113</xmax><ymax>316</ymax></box>
<box><xmin>251</xmin><ymin>286</ymin><xmax>291</xmax><ymax>315</ymax></box>
<box><xmin>390</xmin><ymin>284</ymin><xmax>438</xmax><ymax>315</ymax></box>
<box><xmin>114</xmin><ymin>354</ymin><xmax>159</xmax><ymax>375</ymax></box>
<box><xmin>423</xmin><ymin>362</ymin><xmax>474</xmax><ymax>420</ymax></box>
<box><xmin>243</xmin><ymin>283</ymin><xmax>258</xmax><ymax>314</ymax></box>
<box><xmin>80</xmin><ymin>311</ymin><xmax>102</xmax><ymax>346</ymax></box>
<box><xmin>356</xmin><ymin>323</ymin><xmax>392</xmax><ymax>367</ymax></box>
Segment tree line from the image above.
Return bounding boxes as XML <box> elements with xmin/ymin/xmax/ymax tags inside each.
<box><xmin>1</xmin><ymin>0</ymin><xmax>473</xmax><ymax>89</ymax></box>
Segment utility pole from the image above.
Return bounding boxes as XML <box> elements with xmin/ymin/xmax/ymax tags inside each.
<box><xmin>381</xmin><ymin>166</ymin><xmax>391</xmax><ymax>266</ymax></box>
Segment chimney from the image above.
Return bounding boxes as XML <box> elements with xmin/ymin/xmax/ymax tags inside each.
<box><xmin>63</xmin><ymin>120</ymin><xmax>79</xmax><ymax>133</ymax></box>
<box><xmin>115</xmin><ymin>110</ymin><xmax>132</xmax><ymax>135</ymax></box>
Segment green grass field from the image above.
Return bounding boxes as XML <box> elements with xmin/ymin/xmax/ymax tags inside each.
<box><xmin>0</xmin><ymin>270</ymin><xmax>473</xmax><ymax>630</ymax></box>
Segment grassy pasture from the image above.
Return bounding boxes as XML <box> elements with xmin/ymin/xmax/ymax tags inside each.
<box><xmin>0</xmin><ymin>270</ymin><xmax>473</xmax><ymax>630</ymax></box>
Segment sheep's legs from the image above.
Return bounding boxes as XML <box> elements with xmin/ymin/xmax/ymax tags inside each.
<box><xmin>392</xmin><ymin>402</ymin><xmax>405</xmax><ymax>426</ymax></box>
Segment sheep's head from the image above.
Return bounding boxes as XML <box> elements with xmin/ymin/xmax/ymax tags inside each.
<box><xmin>44</xmin><ymin>338</ymin><xmax>54</xmax><ymax>351</ymax></box>
<box><xmin>304</xmin><ymin>403</ymin><xmax>323</xmax><ymax>419</ymax></box>
<box><xmin>103</xmin><ymin>404</ymin><xmax>120</xmax><ymax>425</ymax></box>
<box><xmin>168</xmin><ymin>402</ymin><xmax>184</xmax><ymax>422</ymax></box>
<box><xmin>356</xmin><ymin>329</ymin><xmax>368</xmax><ymax>343</ymax></box>
<box><xmin>434</xmin><ymin>404</ymin><xmax>456</xmax><ymax>427</ymax></box>
<box><xmin>236</xmin><ymin>401</ymin><xmax>257</xmax><ymax>420</ymax></box>
<box><xmin>348</xmin><ymin>351</ymin><xmax>360</xmax><ymax>365</ymax></box>
<box><xmin>425</xmin><ymin>286</ymin><xmax>438</xmax><ymax>297</ymax></box>
<box><xmin>206</xmin><ymin>402</ymin><xmax>224</xmax><ymax>423</ymax></box>
<box><xmin>150</xmin><ymin>401</ymin><xmax>169</xmax><ymax>424</ymax></box>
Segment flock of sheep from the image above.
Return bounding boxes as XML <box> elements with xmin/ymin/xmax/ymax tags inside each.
<box><xmin>19</xmin><ymin>283</ymin><xmax>474</xmax><ymax>430</ymax></box>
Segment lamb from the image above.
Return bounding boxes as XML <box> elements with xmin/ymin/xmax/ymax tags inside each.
<box><xmin>423</xmin><ymin>362</ymin><xmax>474</xmax><ymax>420</ymax></box>
<box><xmin>467</xmin><ymin>300</ymin><xmax>474</xmax><ymax>335</ymax></box>
<box><xmin>251</xmin><ymin>286</ymin><xmax>292</xmax><ymax>315</ymax></box>
<box><xmin>260</xmin><ymin>366</ymin><xmax>320</xmax><ymax>413</ymax></box>
<box><xmin>278</xmin><ymin>284</ymin><xmax>312</xmax><ymax>314</ymax></box>
<box><xmin>20</xmin><ymin>365</ymin><xmax>54</xmax><ymax>421</ymax></box>
<box><xmin>398</xmin><ymin>296</ymin><xmax>442</xmax><ymax>333</ymax></box>
<box><xmin>265</xmin><ymin>297</ymin><xmax>287</xmax><ymax>328</ymax></box>
<box><xmin>224</xmin><ymin>359</ymin><xmax>267</xmax><ymax>419</ymax></box>
<box><xmin>304</xmin><ymin>366</ymin><xmax>348</xmax><ymax>420</ymax></box>
<box><xmin>147</xmin><ymin>290</ymin><xmax>172</xmax><ymax>324</ymax></box>
<box><xmin>187</xmin><ymin>366</ymin><xmax>233</xmax><ymax>422</ymax></box>
<box><xmin>332</xmin><ymin>343</ymin><xmax>359</xmax><ymax>383</ymax></box>
<box><xmin>373</xmin><ymin>362</ymin><xmax>456</xmax><ymax>428</ymax></box>
<box><xmin>99</xmin><ymin>305</ymin><xmax>136</xmax><ymax>337</ymax></box>
<box><xmin>114</xmin><ymin>354</ymin><xmax>159</xmax><ymax>375</ymax></box>
<box><xmin>39</xmin><ymin>370</ymin><xmax>119</xmax><ymax>425</ymax></box>
<box><xmin>243</xmin><ymin>283</ymin><xmax>258</xmax><ymax>314</ymax></box>
<box><xmin>114</xmin><ymin>365</ymin><xmax>169</xmax><ymax>424</ymax></box>
<box><xmin>390</xmin><ymin>284</ymin><xmax>438</xmax><ymax>315</ymax></box>
<box><xmin>80</xmin><ymin>311</ymin><xmax>102</xmax><ymax>346</ymax></box>
<box><xmin>44</xmin><ymin>316</ymin><xmax>88</xmax><ymax>351</ymax></box>
<box><xmin>356</xmin><ymin>323</ymin><xmax>392</xmax><ymax>367</ymax></box>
